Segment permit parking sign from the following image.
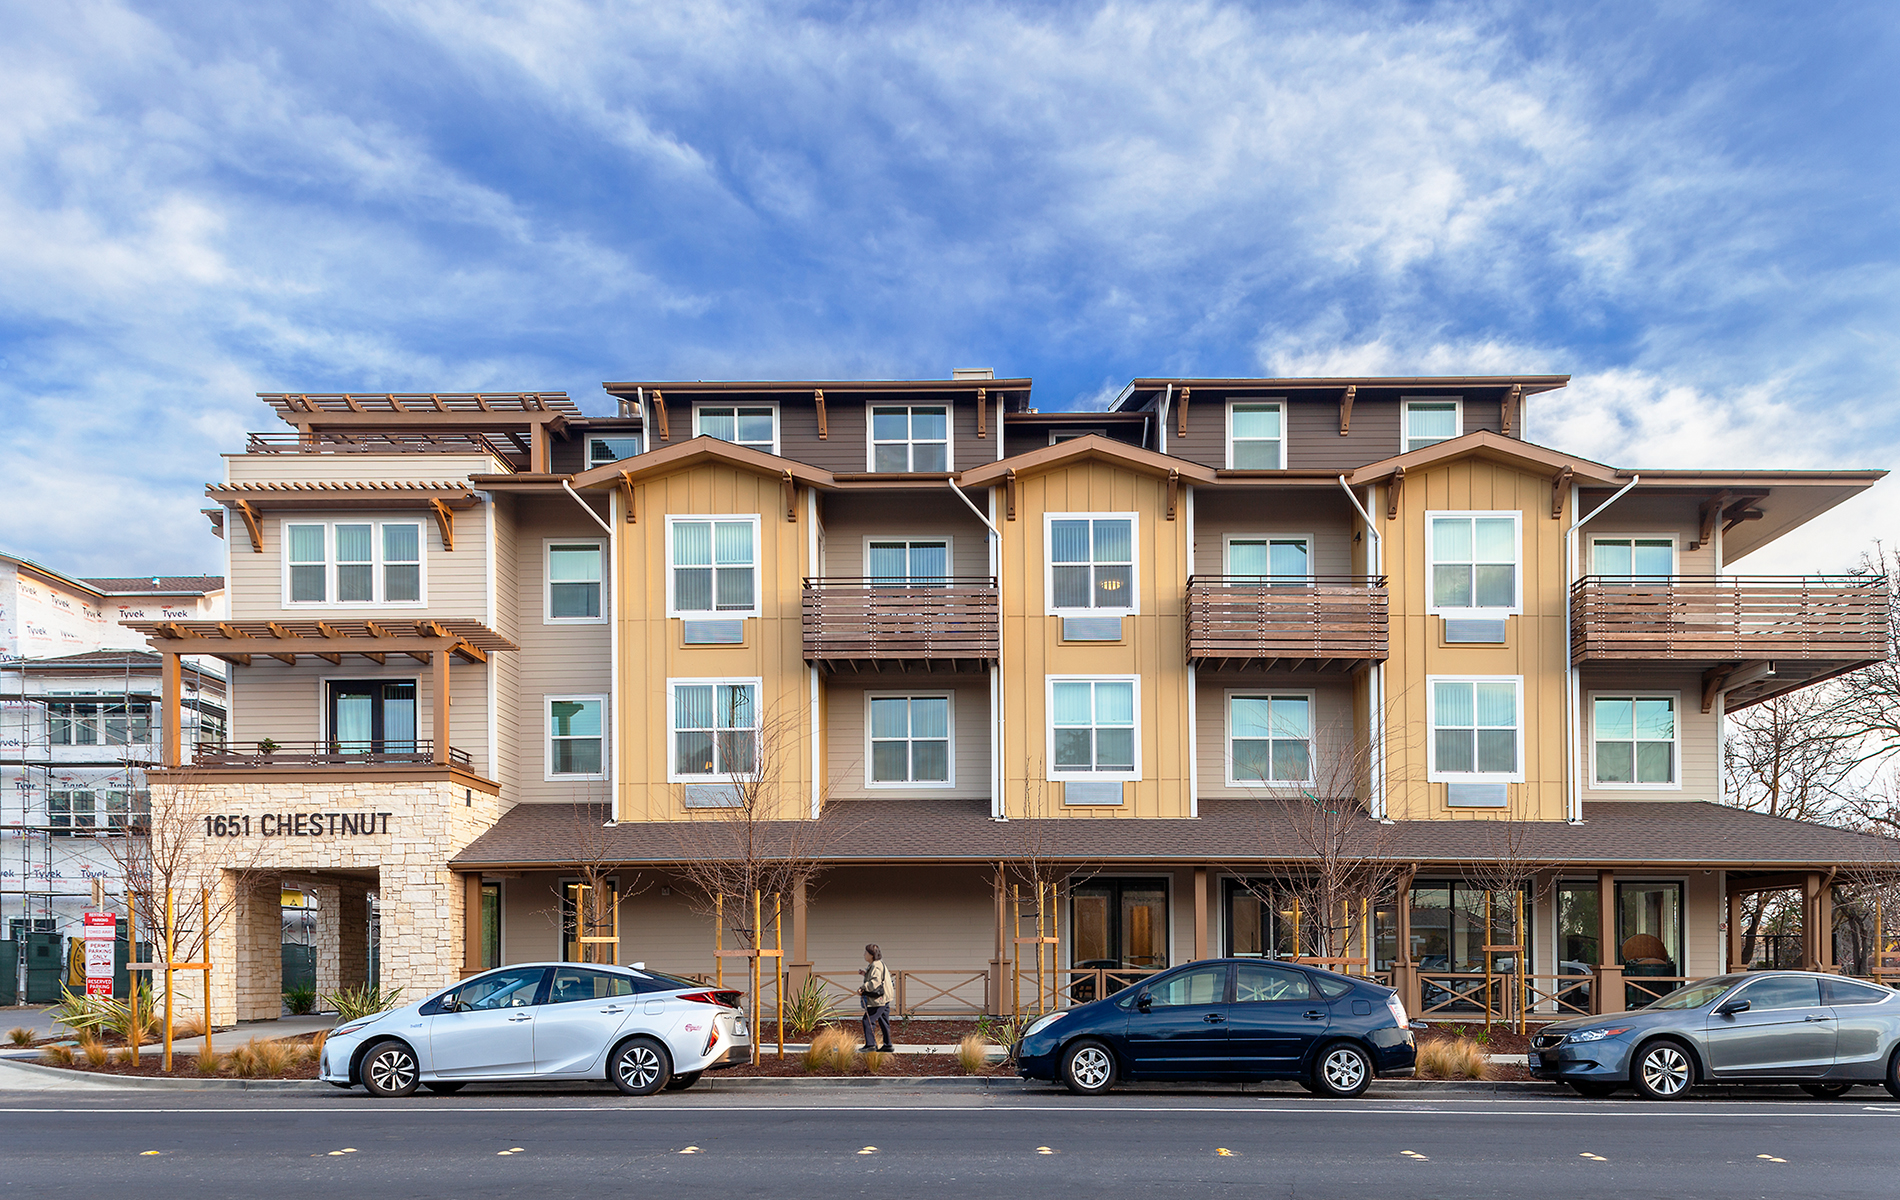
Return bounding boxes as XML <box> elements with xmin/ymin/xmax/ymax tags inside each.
<box><xmin>83</xmin><ymin>911</ymin><xmax>117</xmax><ymax>997</ymax></box>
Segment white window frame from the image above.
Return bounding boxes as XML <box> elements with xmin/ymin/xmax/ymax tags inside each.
<box><xmin>1402</xmin><ymin>397</ymin><xmax>1463</xmax><ymax>452</ymax></box>
<box><xmin>1222</xmin><ymin>533</ymin><xmax>1314</xmax><ymax>581</ymax></box>
<box><xmin>694</xmin><ymin>402</ymin><xmax>781</xmax><ymax>457</ymax></box>
<box><xmin>666</xmin><ymin>677</ymin><xmax>763</xmax><ymax>784</ymax></box>
<box><xmin>866</xmin><ymin>402</ymin><xmax>954</xmax><ymax>473</ymax></box>
<box><xmin>1589</xmin><ymin>534</ymin><xmax>1679</xmax><ymax>579</ymax></box>
<box><xmin>543</xmin><ymin>538</ymin><xmax>607</xmax><ymax>624</ymax></box>
<box><xmin>1049</xmin><ymin>428</ymin><xmax>1106</xmax><ymax>445</ymax></box>
<box><xmin>545</xmin><ymin>695</ymin><xmax>608</xmax><ymax>781</ymax></box>
<box><xmin>1045</xmin><ymin>674</ymin><xmax>1142</xmax><ymax>783</ymax></box>
<box><xmin>1225</xmin><ymin>398</ymin><xmax>1288</xmax><ymax>470</ymax></box>
<box><xmin>1588</xmin><ymin>690</ymin><xmax>1682</xmax><ymax>790</ymax></box>
<box><xmin>863</xmin><ymin>690</ymin><xmax>956</xmax><ymax>789</ymax></box>
<box><xmin>280</xmin><ymin>520</ymin><xmax>428</xmax><ymax>608</ymax></box>
<box><xmin>1043</xmin><ymin>512</ymin><xmax>1141</xmax><ymax>617</ymax></box>
<box><xmin>1426</xmin><ymin>675</ymin><xmax>1526</xmax><ymax>783</ymax></box>
<box><xmin>1223</xmin><ymin>688</ymin><xmax>1317</xmax><ymax>788</ymax></box>
<box><xmin>664</xmin><ymin>515</ymin><xmax>762</xmax><ymax>619</ymax></box>
<box><xmin>586</xmin><ymin>433</ymin><xmax>643</xmax><ymax>467</ymax></box>
<box><xmin>861</xmin><ymin>536</ymin><xmax>954</xmax><ymax>583</ymax></box>
<box><xmin>1424</xmin><ymin>510</ymin><xmax>1523</xmax><ymax>617</ymax></box>
<box><xmin>48</xmin><ymin>788</ymin><xmax>96</xmax><ymax>835</ymax></box>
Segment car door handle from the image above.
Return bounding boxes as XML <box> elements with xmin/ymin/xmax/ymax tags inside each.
<box><xmin>1805</xmin><ymin>1014</ymin><xmax>1834</xmax><ymax>1022</ymax></box>
<box><xmin>598</xmin><ymin>1006</ymin><xmax>627</xmax><ymax>1014</ymax></box>
<box><xmin>1202</xmin><ymin>1013</ymin><xmax>1226</xmax><ymax>1024</ymax></box>
<box><xmin>1303</xmin><ymin>1011</ymin><xmax>1325</xmax><ymax>1020</ymax></box>
<box><xmin>507</xmin><ymin>1014</ymin><xmax>533</xmax><ymax>1022</ymax></box>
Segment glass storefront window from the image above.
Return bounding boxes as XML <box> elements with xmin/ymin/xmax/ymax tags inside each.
<box><xmin>1224</xmin><ymin>880</ymin><xmax>1297</xmax><ymax>960</ymax></box>
<box><xmin>1618</xmin><ymin>882</ymin><xmax>1682</xmax><ymax>971</ymax></box>
<box><xmin>1408</xmin><ymin>881</ymin><xmax>1529</xmax><ymax>974</ymax></box>
<box><xmin>1070</xmin><ymin>879</ymin><xmax>1169</xmax><ymax>970</ymax></box>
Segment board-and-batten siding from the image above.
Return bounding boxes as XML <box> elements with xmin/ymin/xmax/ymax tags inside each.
<box><xmin>1190</xmin><ymin>490</ymin><xmax>1357</xmax><ymax>576</ymax></box>
<box><xmin>819</xmin><ymin>492</ymin><xmax>992</xmax><ymax>578</ymax></box>
<box><xmin>1194</xmin><ymin>676</ymin><xmax>1357</xmax><ymax>801</ymax></box>
<box><xmin>506</xmin><ymin>496</ymin><xmax>614</xmax><ymax>804</ymax></box>
<box><xmin>825</xmin><ymin>678</ymin><xmax>992</xmax><ymax>801</ymax></box>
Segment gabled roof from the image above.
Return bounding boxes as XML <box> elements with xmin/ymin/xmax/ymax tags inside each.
<box><xmin>80</xmin><ymin>577</ymin><xmax>224</xmax><ymax>596</ymax></box>
<box><xmin>959</xmin><ymin>434</ymin><xmax>1220</xmax><ymax>486</ymax></box>
<box><xmin>1346</xmin><ymin>430</ymin><xmax>1623</xmax><ymax>486</ymax></box>
<box><xmin>568</xmin><ymin>435</ymin><xmax>834</xmax><ymax>490</ymax></box>
<box><xmin>1112</xmin><ymin>374</ymin><xmax>1570</xmax><ymax>412</ymax></box>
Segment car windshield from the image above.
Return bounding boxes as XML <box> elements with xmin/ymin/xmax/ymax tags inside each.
<box><xmin>1645</xmin><ymin>979</ymin><xmax>1735</xmax><ymax>1011</ymax></box>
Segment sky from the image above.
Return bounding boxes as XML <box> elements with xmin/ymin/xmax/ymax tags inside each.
<box><xmin>1</xmin><ymin>0</ymin><xmax>1896</xmax><ymax>577</ymax></box>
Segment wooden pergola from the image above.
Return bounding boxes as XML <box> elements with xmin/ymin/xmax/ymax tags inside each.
<box><xmin>126</xmin><ymin>618</ymin><xmax>518</xmax><ymax>768</ymax></box>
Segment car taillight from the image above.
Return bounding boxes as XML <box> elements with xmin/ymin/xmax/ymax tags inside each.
<box><xmin>678</xmin><ymin>989</ymin><xmax>745</xmax><ymax>1009</ymax></box>
<box><xmin>704</xmin><ymin>1023</ymin><xmax>721</xmax><ymax>1056</ymax></box>
<box><xmin>1386</xmin><ymin>994</ymin><xmax>1409</xmax><ymax>1029</ymax></box>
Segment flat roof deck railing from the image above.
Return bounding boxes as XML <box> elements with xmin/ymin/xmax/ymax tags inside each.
<box><xmin>802</xmin><ymin>578</ymin><xmax>999</xmax><ymax>671</ymax></box>
<box><xmin>1186</xmin><ymin>575</ymin><xmax>1389</xmax><ymax>669</ymax></box>
<box><xmin>243</xmin><ymin>430</ymin><xmax>522</xmax><ymax>469</ymax></box>
<box><xmin>191</xmin><ymin>740</ymin><xmax>473</xmax><ymax>769</ymax></box>
<box><xmin>1569</xmin><ymin>575</ymin><xmax>1889</xmax><ymax>664</ymax></box>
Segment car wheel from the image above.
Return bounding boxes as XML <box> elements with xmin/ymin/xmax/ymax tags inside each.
<box><xmin>1800</xmin><ymin>1083</ymin><xmax>1854</xmax><ymax>1099</ymax></box>
<box><xmin>610</xmin><ymin>1037</ymin><xmax>672</xmax><ymax>1096</ymax></box>
<box><xmin>1312</xmin><ymin>1042</ymin><xmax>1374</xmax><ymax>1099</ymax></box>
<box><xmin>1569</xmin><ymin>1081</ymin><xmax>1619</xmax><ymax>1098</ymax></box>
<box><xmin>361</xmin><ymin>1040</ymin><xmax>420</xmax><ymax>1098</ymax></box>
<box><xmin>1060</xmin><ymin>1041</ymin><xmax>1117</xmax><ymax>1096</ymax></box>
<box><xmin>663</xmin><ymin>1071</ymin><xmax>703</xmax><ymax>1092</ymax></box>
<box><xmin>1630</xmin><ymin>1040</ymin><xmax>1694</xmax><ymax>1101</ymax></box>
<box><xmin>423</xmin><ymin>1081</ymin><xmax>466</xmax><ymax>1095</ymax></box>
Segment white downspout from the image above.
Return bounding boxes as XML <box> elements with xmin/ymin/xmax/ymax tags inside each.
<box><xmin>1156</xmin><ymin>384</ymin><xmax>1174</xmax><ymax>445</ymax></box>
<box><xmin>1185</xmin><ymin>483</ymin><xmax>1198</xmax><ymax>818</ymax></box>
<box><xmin>1337</xmin><ymin>476</ymin><xmax>1386</xmax><ymax>820</ymax></box>
<box><xmin>808</xmin><ymin>487</ymin><xmax>822</xmax><ymax>819</ymax></box>
<box><xmin>947</xmin><ymin>479</ymin><xmax>1007</xmax><ymax>818</ymax></box>
<box><xmin>1565</xmin><ymin>473</ymin><xmax>1640</xmax><ymax>823</ymax></box>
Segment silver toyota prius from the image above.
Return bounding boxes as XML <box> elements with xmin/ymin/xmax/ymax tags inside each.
<box><xmin>1529</xmin><ymin>970</ymin><xmax>1900</xmax><ymax>1100</ymax></box>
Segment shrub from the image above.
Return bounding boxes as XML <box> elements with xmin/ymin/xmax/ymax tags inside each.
<box><xmin>193</xmin><ymin>1050</ymin><xmax>223</xmax><ymax>1076</ymax></box>
<box><xmin>955</xmin><ymin>1033</ymin><xmax>990</xmax><ymax>1074</ymax></box>
<box><xmin>114</xmin><ymin>1047</ymin><xmax>139</xmax><ymax>1066</ymax></box>
<box><xmin>226</xmin><ymin>1042</ymin><xmax>259</xmax><ymax>1078</ymax></box>
<box><xmin>6</xmin><ymin>1027</ymin><xmax>31</xmax><ymax>1047</ymax></box>
<box><xmin>41</xmin><ymin>1045</ymin><xmax>76</xmax><ymax>1068</ymax></box>
<box><xmin>802</xmin><ymin>1026</ymin><xmax>856</xmax><ymax>1074</ymax></box>
<box><xmin>172</xmin><ymin>1014</ymin><xmax>209</xmax><ymax>1042</ymax></box>
<box><xmin>308</xmin><ymin>1030</ymin><xmax>328</xmax><ymax>1062</ymax></box>
<box><xmin>976</xmin><ymin>1014</ymin><xmax>1030</xmax><ymax>1060</ymax></box>
<box><xmin>861</xmin><ymin>1050</ymin><xmax>891</xmax><ymax>1073</ymax></box>
<box><xmin>283</xmin><ymin>986</ymin><xmax>318</xmax><ymax>1016</ymax></box>
<box><xmin>49</xmin><ymin>985</ymin><xmax>160</xmax><ymax>1045</ymax></box>
<box><xmin>1417</xmin><ymin>1038</ymin><xmax>1491</xmax><ymax>1081</ymax></box>
<box><xmin>782</xmin><ymin>978</ymin><xmax>842</xmax><ymax>1037</ymax></box>
<box><xmin>77</xmin><ymin>1035</ymin><xmax>109</xmax><ymax>1067</ymax></box>
<box><xmin>250</xmin><ymin>1038</ymin><xmax>298</xmax><ymax>1077</ymax></box>
<box><xmin>320</xmin><ymin>984</ymin><xmax>404</xmax><ymax>1023</ymax></box>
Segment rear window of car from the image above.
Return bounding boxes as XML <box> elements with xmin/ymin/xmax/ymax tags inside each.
<box><xmin>1827</xmin><ymin>979</ymin><xmax>1894</xmax><ymax>1006</ymax></box>
<box><xmin>1312</xmin><ymin>974</ymin><xmax>1355</xmax><ymax>1000</ymax></box>
<box><xmin>631</xmin><ymin>969</ymin><xmax>701</xmax><ymax>993</ymax></box>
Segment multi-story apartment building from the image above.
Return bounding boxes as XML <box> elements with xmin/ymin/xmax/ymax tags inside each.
<box><xmin>136</xmin><ymin>378</ymin><xmax>1891</xmax><ymax>1026</ymax></box>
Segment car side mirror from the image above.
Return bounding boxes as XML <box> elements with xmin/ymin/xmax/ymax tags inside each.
<box><xmin>1714</xmin><ymin>998</ymin><xmax>1750</xmax><ymax>1017</ymax></box>
<box><xmin>1135</xmin><ymin>992</ymin><xmax>1152</xmax><ymax>1012</ymax></box>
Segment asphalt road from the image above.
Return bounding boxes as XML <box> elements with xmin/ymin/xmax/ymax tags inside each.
<box><xmin>6</xmin><ymin>1085</ymin><xmax>1900</xmax><ymax>1199</ymax></box>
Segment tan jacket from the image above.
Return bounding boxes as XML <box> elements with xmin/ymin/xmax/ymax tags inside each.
<box><xmin>860</xmin><ymin>960</ymin><xmax>894</xmax><ymax>1008</ymax></box>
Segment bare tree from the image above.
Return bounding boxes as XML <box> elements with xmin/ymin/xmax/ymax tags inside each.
<box><xmin>997</xmin><ymin>759</ymin><xmax>1103</xmax><ymax>1014</ymax></box>
<box><xmin>539</xmin><ymin>793</ymin><xmax>646</xmax><ymax>965</ymax></box>
<box><xmin>1827</xmin><ymin>544</ymin><xmax>1900</xmax><ymax>771</ymax></box>
<box><xmin>1463</xmin><ymin>818</ymin><xmax>1565</xmax><ymax>1029</ymax></box>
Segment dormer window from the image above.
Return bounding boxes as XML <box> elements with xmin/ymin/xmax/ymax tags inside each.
<box><xmin>870</xmin><ymin>405</ymin><xmax>950</xmax><ymax>472</ymax></box>
<box><xmin>696</xmin><ymin>405</ymin><xmax>777</xmax><ymax>455</ymax></box>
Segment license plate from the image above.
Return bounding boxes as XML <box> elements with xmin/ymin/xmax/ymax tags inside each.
<box><xmin>1527</xmin><ymin>1052</ymin><xmax>1541</xmax><ymax>1069</ymax></box>
<box><xmin>734</xmin><ymin>1019</ymin><xmax>749</xmax><ymax>1037</ymax></box>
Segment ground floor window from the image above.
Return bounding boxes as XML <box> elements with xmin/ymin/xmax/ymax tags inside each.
<box><xmin>1070</xmin><ymin>878</ymin><xmax>1168</xmax><ymax>971</ymax></box>
<box><xmin>481</xmin><ymin>883</ymin><xmax>501</xmax><ymax>970</ymax></box>
<box><xmin>1407</xmin><ymin>881</ymin><xmax>1531</xmax><ymax>975</ymax></box>
<box><xmin>562</xmin><ymin>880</ymin><xmax>619</xmax><ymax>964</ymax></box>
<box><xmin>1556</xmin><ymin>879</ymin><xmax>1684</xmax><ymax>1007</ymax></box>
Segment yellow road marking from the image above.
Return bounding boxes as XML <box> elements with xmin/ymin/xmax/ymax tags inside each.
<box><xmin>1215</xmin><ymin>1148</ymin><xmax>1237</xmax><ymax>1157</ymax></box>
<box><xmin>1580</xmin><ymin>1152</ymin><xmax>1608</xmax><ymax>1161</ymax></box>
<box><xmin>140</xmin><ymin>1151</ymin><xmax>162</xmax><ymax>1157</ymax></box>
<box><xmin>858</xmin><ymin>1146</ymin><xmax>878</xmax><ymax>1155</ymax></box>
<box><xmin>679</xmin><ymin>1146</ymin><xmax>700</xmax><ymax>1154</ymax></box>
<box><xmin>1757</xmin><ymin>1154</ymin><xmax>1787</xmax><ymax>1163</ymax></box>
<box><xmin>1036</xmin><ymin>1146</ymin><xmax>1056</xmax><ymax>1155</ymax></box>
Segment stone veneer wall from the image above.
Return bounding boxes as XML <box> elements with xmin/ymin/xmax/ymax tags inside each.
<box><xmin>178</xmin><ymin>775</ymin><xmax>509</xmax><ymax>1027</ymax></box>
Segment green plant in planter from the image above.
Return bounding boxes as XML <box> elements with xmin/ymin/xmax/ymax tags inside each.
<box><xmin>283</xmin><ymin>986</ymin><xmax>318</xmax><ymax>1016</ymax></box>
<box><xmin>782</xmin><ymin>978</ymin><xmax>841</xmax><ymax>1037</ymax></box>
<box><xmin>256</xmin><ymin>738</ymin><xmax>280</xmax><ymax>755</ymax></box>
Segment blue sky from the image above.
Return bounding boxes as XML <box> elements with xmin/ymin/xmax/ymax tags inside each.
<box><xmin>2</xmin><ymin>0</ymin><xmax>1895</xmax><ymax>577</ymax></box>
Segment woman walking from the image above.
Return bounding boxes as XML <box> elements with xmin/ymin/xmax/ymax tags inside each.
<box><xmin>859</xmin><ymin>944</ymin><xmax>894</xmax><ymax>1052</ymax></box>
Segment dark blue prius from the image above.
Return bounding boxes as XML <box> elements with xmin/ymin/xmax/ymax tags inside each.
<box><xmin>1014</xmin><ymin>958</ymin><xmax>1416</xmax><ymax>1096</ymax></box>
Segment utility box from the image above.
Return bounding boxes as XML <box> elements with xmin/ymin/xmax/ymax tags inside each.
<box><xmin>0</xmin><ymin>939</ymin><xmax>17</xmax><ymax>1006</ymax></box>
<box><xmin>23</xmin><ymin>932</ymin><xmax>64</xmax><ymax>1004</ymax></box>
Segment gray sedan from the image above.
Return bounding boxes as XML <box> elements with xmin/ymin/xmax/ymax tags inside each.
<box><xmin>1529</xmin><ymin>971</ymin><xmax>1900</xmax><ymax>1100</ymax></box>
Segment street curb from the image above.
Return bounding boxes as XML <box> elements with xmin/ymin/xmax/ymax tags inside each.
<box><xmin>0</xmin><ymin>1059</ymin><xmax>330</xmax><ymax>1092</ymax></box>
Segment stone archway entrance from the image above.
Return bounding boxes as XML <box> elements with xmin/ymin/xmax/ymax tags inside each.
<box><xmin>231</xmin><ymin>868</ymin><xmax>378</xmax><ymax>1022</ymax></box>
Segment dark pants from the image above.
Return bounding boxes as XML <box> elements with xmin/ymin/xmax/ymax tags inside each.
<box><xmin>862</xmin><ymin>1004</ymin><xmax>891</xmax><ymax>1049</ymax></box>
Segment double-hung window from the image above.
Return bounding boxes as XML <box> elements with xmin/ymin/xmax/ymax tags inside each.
<box><xmin>1228</xmin><ymin>401</ymin><xmax>1285</xmax><ymax>469</ymax></box>
<box><xmin>1591</xmin><ymin>537</ymin><xmax>1675</xmax><ymax>580</ymax></box>
<box><xmin>547</xmin><ymin>697</ymin><xmax>605</xmax><ymax>778</ymax></box>
<box><xmin>668</xmin><ymin>517</ymin><xmax>758</xmax><ymax>616</ymax></box>
<box><xmin>1227</xmin><ymin>693</ymin><xmax>1313</xmax><ymax>785</ymax></box>
<box><xmin>1593</xmin><ymin>695</ymin><xmax>1678</xmax><ymax>786</ymax></box>
<box><xmin>1048</xmin><ymin>515</ymin><xmax>1136</xmax><ymax>613</ymax></box>
<box><xmin>696</xmin><ymin>405</ymin><xmax>777</xmax><ymax>454</ymax></box>
<box><xmin>870</xmin><ymin>405</ymin><xmax>950</xmax><ymax>472</ymax></box>
<box><xmin>866</xmin><ymin>539</ymin><xmax>949</xmax><ymax>584</ymax></box>
<box><xmin>546</xmin><ymin>542</ymin><xmax>605</xmax><ymax>621</ymax></box>
<box><xmin>1050</xmin><ymin>677</ymin><xmax>1138</xmax><ymax>778</ymax></box>
<box><xmin>49</xmin><ymin>790</ymin><xmax>95</xmax><ymax>835</ymax></box>
<box><xmin>284</xmin><ymin>521</ymin><xmax>425</xmax><ymax>605</ymax></box>
<box><xmin>1226</xmin><ymin>536</ymin><xmax>1310</xmax><ymax>582</ymax></box>
<box><xmin>1427</xmin><ymin>512</ymin><xmax>1520</xmax><ymax>614</ymax></box>
<box><xmin>1429</xmin><ymin>677</ymin><xmax>1523</xmax><ymax>780</ymax></box>
<box><xmin>670</xmin><ymin>680</ymin><xmax>760</xmax><ymax>780</ymax></box>
<box><xmin>867</xmin><ymin>694</ymin><xmax>952</xmax><ymax>786</ymax></box>
<box><xmin>48</xmin><ymin>702</ymin><xmax>150</xmax><ymax>746</ymax></box>
<box><xmin>1404</xmin><ymin>399</ymin><xmax>1461</xmax><ymax>451</ymax></box>
<box><xmin>587</xmin><ymin>434</ymin><xmax>642</xmax><ymax>467</ymax></box>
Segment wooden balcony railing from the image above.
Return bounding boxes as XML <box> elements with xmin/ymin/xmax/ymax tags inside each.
<box><xmin>1185</xmin><ymin>576</ymin><xmax>1389</xmax><ymax>669</ymax></box>
<box><xmin>802</xmin><ymin>578</ymin><xmax>999</xmax><ymax>672</ymax></box>
<box><xmin>1569</xmin><ymin>575</ymin><xmax>1889</xmax><ymax>665</ymax></box>
<box><xmin>191</xmin><ymin>740</ymin><xmax>472</xmax><ymax>769</ymax></box>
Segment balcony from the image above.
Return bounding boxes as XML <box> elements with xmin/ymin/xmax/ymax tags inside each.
<box><xmin>191</xmin><ymin>741</ymin><xmax>473</xmax><ymax>769</ymax></box>
<box><xmin>802</xmin><ymin>578</ymin><xmax>1000</xmax><ymax>673</ymax></box>
<box><xmin>1570</xmin><ymin>575</ymin><xmax>1890</xmax><ymax>705</ymax></box>
<box><xmin>1185</xmin><ymin>576</ymin><xmax>1389</xmax><ymax>670</ymax></box>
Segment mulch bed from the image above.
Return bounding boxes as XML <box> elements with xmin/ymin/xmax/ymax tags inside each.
<box><xmin>29</xmin><ymin>1033</ymin><xmax>324</xmax><ymax>1080</ymax></box>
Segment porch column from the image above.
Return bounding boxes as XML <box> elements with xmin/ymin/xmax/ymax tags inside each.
<box><xmin>1727</xmin><ymin>887</ymin><xmax>1743</xmax><ymax>973</ymax></box>
<box><xmin>1818</xmin><ymin>877</ymin><xmax>1837</xmax><ymax>971</ymax></box>
<box><xmin>1193</xmin><ymin>866</ymin><xmax>1208</xmax><ymax>961</ymax></box>
<box><xmin>336</xmin><ymin>884</ymin><xmax>370</xmax><ymax>991</ymax></box>
<box><xmin>988</xmin><ymin>863</ymin><xmax>1009</xmax><ymax>1016</ymax></box>
<box><xmin>1594</xmin><ymin>869</ymin><xmax>1623</xmax><ymax>1014</ymax></box>
<box><xmin>160</xmin><ymin>650</ymin><xmax>182</xmax><ymax>767</ymax></box>
<box><xmin>1802</xmin><ymin>873</ymin><xmax>1822</xmax><ymax>970</ymax></box>
<box><xmin>1391</xmin><ymin>868</ymin><xmax>1420</xmax><ymax>1017</ymax></box>
<box><xmin>788</xmin><ymin>877</ymin><xmax>810</xmax><ymax>991</ymax></box>
<box><xmin>432</xmin><ymin>648</ymin><xmax>451</xmax><ymax>766</ymax></box>
<box><xmin>462</xmin><ymin>874</ymin><xmax>484</xmax><ymax>977</ymax></box>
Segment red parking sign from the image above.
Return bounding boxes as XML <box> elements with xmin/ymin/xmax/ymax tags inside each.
<box><xmin>82</xmin><ymin>912</ymin><xmax>116</xmax><ymax>997</ymax></box>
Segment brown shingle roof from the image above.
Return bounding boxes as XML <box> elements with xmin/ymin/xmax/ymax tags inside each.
<box><xmin>450</xmin><ymin>800</ymin><xmax>1894</xmax><ymax>870</ymax></box>
<box><xmin>82</xmin><ymin>576</ymin><xmax>224</xmax><ymax>595</ymax></box>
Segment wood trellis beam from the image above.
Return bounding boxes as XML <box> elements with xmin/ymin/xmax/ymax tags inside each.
<box><xmin>1338</xmin><ymin>385</ymin><xmax>1355</xmax><ymax>435</ymax></box>
<box><xmin>429</xmin><ymin>499</ymin><xmax>455</xmax><ymax>551</ymax></box>
<box><xmin>814</xmin><ymin>389</ymin><xmax>827</xmax><ymax>440</ymax></box>
<box><xmin>234</xmin><ymin>499</ymin><xmax>263</xmax><ymax>553</ymax></box>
